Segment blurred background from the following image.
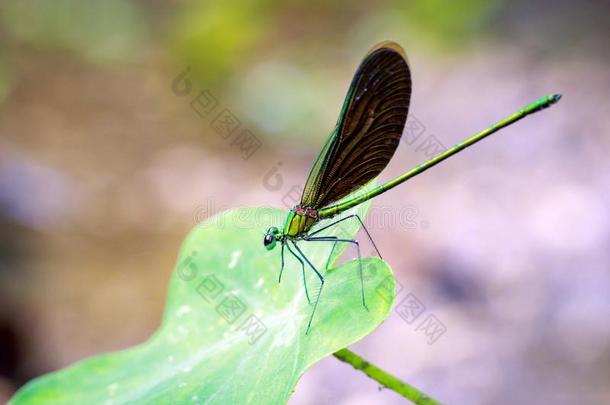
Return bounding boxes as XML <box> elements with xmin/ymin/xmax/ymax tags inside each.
<box><xmin>0</xmin><ymin>0</ymin><xmax>608</xmax><ymax>403</ymax></box>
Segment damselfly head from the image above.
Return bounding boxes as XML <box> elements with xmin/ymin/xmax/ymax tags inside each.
<box><xmin>263</xmin><ymin>227</ymin><xmax>281</xmax><ymax>250</ymax></box>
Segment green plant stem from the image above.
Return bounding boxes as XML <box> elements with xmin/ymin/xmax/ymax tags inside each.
<box><xmin>333</xmin><ymin>349</ymin><xmax>443</xmax><ymax>405</ymax></box>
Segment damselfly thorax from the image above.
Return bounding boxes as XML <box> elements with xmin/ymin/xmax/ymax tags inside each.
<box><xmin>262</xmin><ymin>40</ymin><xmax>561</xmax><ymax>335</ymax></box>
<box><xmin>283</xmin><ymin>206</ymin><xmax>320</xmax><ymax>238</ymax></box>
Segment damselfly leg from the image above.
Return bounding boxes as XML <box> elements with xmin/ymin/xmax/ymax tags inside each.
<box><xmin>291</xmin><ymin>241</ymin><xmax>324</xmax><ymax>335</ymax></box>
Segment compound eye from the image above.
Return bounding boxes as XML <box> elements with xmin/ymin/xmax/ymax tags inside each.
<box><xmin>263</xmin><ymin>233</ymin><xmax>277</xmax><ymax>250</ymax></box>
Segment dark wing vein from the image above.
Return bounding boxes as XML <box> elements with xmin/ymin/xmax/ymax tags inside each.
<box><xmin>299</xmin><ymin>41</ymin><xmax>412</xmax><ymax>209</ymax></box>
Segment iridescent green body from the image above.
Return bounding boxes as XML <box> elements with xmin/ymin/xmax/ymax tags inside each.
<box><xmin>282</xmin><ymin>210</ymin><xmax>316</xmax><ymax>238</ymax></box>
<box><xmin>261</xmin><ymin>40</ymin><xmax>561</xmax><ymax>334</ymax></box>
<box><xmin>279</xmin><ymin>94</ymin><xmax>561</xmax><ymax>236</ymax></box>
<box><xmin>317</xmin><ymin>94</ymin><xmax>561</xmax><ymax>218</ymax></box>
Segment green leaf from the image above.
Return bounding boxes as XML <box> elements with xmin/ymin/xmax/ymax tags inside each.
<box><xmin>10</xmin><ymin>193</ymin><xmax>396</xmax><ymax>404</ymax></box>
